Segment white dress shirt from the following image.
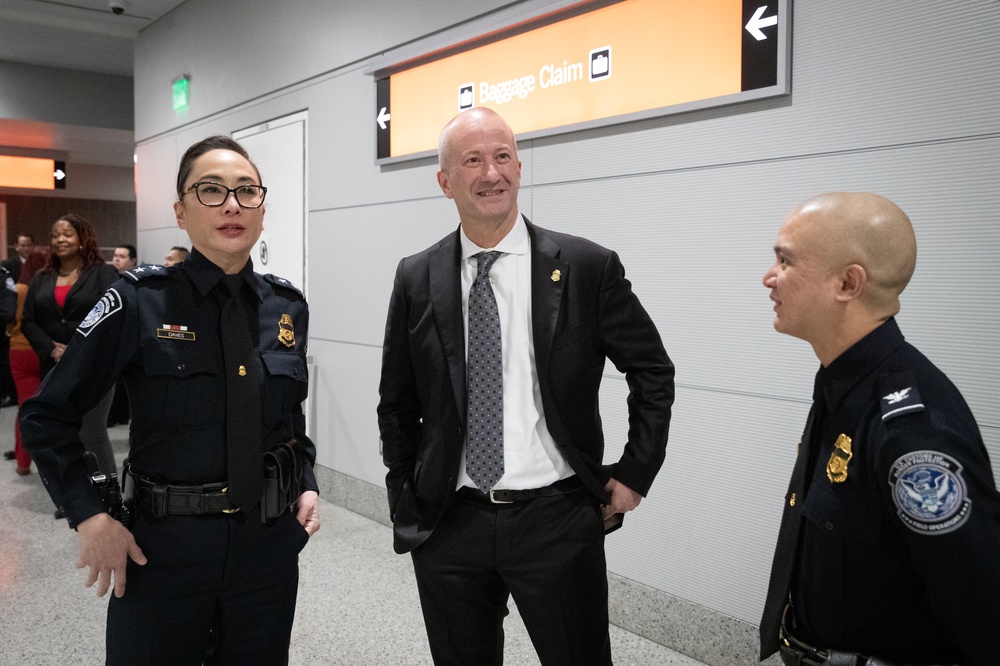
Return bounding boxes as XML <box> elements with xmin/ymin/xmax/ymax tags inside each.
<box><xmin>456</xmin><ymin>215</ymin><xmax>573</xmax><ymax>491</ymax></box>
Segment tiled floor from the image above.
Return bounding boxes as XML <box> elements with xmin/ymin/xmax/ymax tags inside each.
<box><xmin>0</xmin><ymin>405</ymin><xmax>705</xmax><ymax>665</ymax></box>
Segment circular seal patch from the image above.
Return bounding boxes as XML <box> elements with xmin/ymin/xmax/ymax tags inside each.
<box><xmin>77</xmin><ymin>288</ymin><xmax>123</xmax><ymax>337</ymax></box>
<box><xmin>80</xmin><ymin>300</ymin><xmax>106</xmax><ymax>329</ymax></box>
<box><xmin>889</xmin><ymin>450</ymin><xmax>971</xmax><ymax>535</ymax></box>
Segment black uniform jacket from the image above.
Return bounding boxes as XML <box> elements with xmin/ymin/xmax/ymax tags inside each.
<box><xmin>21</xmin><ymin>262</ymin><xmax>120</xmax><ymax>376</ymax></box>
<box><xmin>377</xmin><ymin>218</ymin><xmax>675</xmax><ymax>554</ymax></box>
<box><xmin>762</xmin><ymin>318</ymin><xmax>1000</xmax><ymax>663</ymax></box>
<box><xmin>20</xmin><ymin>250</ymin><xmax>318</xmax><ymax>528</ymax></box>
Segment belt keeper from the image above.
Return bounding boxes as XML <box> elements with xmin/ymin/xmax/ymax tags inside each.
<box><xmin>151</xmin><ymin>483</ymin><xmax>169</xmax><ymax>518</ymax></box>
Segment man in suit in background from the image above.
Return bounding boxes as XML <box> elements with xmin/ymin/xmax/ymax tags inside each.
<box><xmin>2</xmin><ymin>233</ymin><xmax>34</xmax><ymax>283</ymax></box>
<box><xmin>377</xmin><ymin>107</ymin><xmax>675</xmax><ymax>665</ymax></box>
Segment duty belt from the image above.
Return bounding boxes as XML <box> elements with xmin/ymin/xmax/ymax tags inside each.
<box><xmin>779</xmin><ymin>604</ymin><xmax>955</xmax><ymax>666</ymax></box>
<box><xmin>129</xmin><ymin>470</ymin><xmax>239</xmax><ymax>517</ymax></box>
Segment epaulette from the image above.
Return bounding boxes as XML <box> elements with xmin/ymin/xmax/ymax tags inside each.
<box><xmin>263</xmin><ymin>273</ymin><xmax>303</xmax><ymax>298</ymax></box>
<box><xmin>877</xmin><ymin>372</ymin><xmax>925</xmax><ymax>423</ymax></box>
<box><xmin>124</xmin><ymin>264</ymin><xmax>169</xmax><ymax>282</ymax></box>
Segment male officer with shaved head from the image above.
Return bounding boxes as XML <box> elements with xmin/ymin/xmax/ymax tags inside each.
<box><xmin>759</xmin><ymin>193</ymin><xmax>1000</xmax><ymax>664</ymax></box>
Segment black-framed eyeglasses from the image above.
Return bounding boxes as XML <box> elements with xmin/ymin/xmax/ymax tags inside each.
<box><xmin>180</xmin><ymin>181</ymin><xmax>267</xmax><ymax>209</ymax></box>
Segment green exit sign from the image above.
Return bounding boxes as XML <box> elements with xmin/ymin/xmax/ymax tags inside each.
<box><xmin>172</xmin><ymin>76</ymin><xmax>189</xmax><ymax>110</ymax></box>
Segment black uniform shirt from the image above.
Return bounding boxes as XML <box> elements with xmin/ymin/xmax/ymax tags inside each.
<box><xmin>788</xmin><ymin>318</ymin><xmax>1000</xmax><ymax>663</ymax></box>
<box><xmin>20</xmin><ymin>249</ymin><xmax>318</xmax><ymax>528</ymax></box>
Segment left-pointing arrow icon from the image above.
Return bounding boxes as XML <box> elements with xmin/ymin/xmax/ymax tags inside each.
<box><xmin>377</xmin><ymin>107</ymin><xmax>390</xmax><ymax>130</ymax></box>
<box><xmin>745</xmin><ymin>6</ymin><xmax>778</xmax><ymax>41</ymax></box>
<box><xmin>54</xmin><ymin>169</ymin><xmax>66</xmax><ymax>180</ymax></box>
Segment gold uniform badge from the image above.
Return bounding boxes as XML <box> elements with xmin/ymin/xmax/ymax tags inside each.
<box><xmin>826</xmin><ymin>434</ymin><xmax>853</xmax><ymax>483</ymax></box>
<box><xmin>278</xmin><ymin>314</ymin><xmax>295</xmax><ymax>348</ymax></box>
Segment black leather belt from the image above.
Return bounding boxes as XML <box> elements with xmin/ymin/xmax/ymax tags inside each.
<box><xmin>457</xmin><ymin>476</ymin><xmax>582</xmax><ymax>505</ymax></box>
<box><xmin>131</xmin><ymin>473</ymin><xmax>239</xmax><ymax>517</ymax></box>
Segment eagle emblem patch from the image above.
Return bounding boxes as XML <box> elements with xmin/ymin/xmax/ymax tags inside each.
<box><xmin>890</xmin><ymin>450</ymin><xmax>971</xmax><ymax>535</ymax></box>
<box><xmin>78</xmin><ymin>288</ymin><xmax>123</xmax><ymax>337</ymax></box>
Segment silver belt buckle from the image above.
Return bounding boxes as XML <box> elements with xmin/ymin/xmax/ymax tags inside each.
<box><xmin>489</xmin><ymin>488</ymin><xmax>513</xmax><ymax>504</ymax></box>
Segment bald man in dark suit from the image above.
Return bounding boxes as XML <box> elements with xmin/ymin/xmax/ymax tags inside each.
<box><xmin>377</xmin><ymin>108</ymin><xmax>675</xmax><ymax>665</ymax></box>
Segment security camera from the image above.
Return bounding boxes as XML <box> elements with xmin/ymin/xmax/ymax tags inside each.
<box><xmin>109</xmin><ymin>0</ymin><xmax>127</xmax><ymax>15</ymax></box>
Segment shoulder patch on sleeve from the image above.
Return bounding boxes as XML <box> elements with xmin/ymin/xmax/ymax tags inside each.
<box><xmin>878</xmin><ymin>372</ymin><xmax>925</xmax><ymax>422</ymax></box>
<box><xmin>264</xmin><ymin>274</ymin><xmax>303</xmax><ymax>298</ymax></box>
<box><xmin>78</xmin><ymin>288</ymin><xmax>123</xmax><ymax>336</ymax></box>
<box><xmin>889</xmin><ymin>450</ymin><xmax>971</xmax><ymax>535</ymax></box>
<box><xmin>124</xmin><ymin>264</ymin><xmax>168</xmax><ymax>282</ymax></box>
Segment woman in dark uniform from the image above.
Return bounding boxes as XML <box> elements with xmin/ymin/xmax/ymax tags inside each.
<box><xmin>21</xmin><ymin>136</ymin><xmax>321</xmax><ymax>665</ymax></box>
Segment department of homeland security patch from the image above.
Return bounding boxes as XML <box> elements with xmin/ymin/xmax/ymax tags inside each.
<box><xmin>78</xmin><ymin>288</ymin><xmax>123</xmax><ymax>337</ymax></box>
<box><xmin>890</xmin><ymin>450</ymin><xmax>971</xmax><ymax>535</ymax></box>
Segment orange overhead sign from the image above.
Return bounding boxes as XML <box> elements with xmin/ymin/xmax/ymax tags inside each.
<box><xmin>0</xmin><ymin>156</ymin><xmax>66</xmax><ymax>189</ymax></box>
<box><xmin>374</xmin><ymin>0</ymin><xmax>787</xmax><ymax>162</ymax></box>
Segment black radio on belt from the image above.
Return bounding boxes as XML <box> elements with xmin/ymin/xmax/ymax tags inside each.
<box><xmin>84</xmin><ymin>451</ymin><xmax>132</xmax><ymax>527</ymax></box>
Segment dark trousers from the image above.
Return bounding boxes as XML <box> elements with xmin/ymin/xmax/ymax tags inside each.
<box><xmin>411</xmin><ymin>486</ymin><xmax>612</xmax><ymax>666</ymax></box>
<box><xmin>106</xmin><ymin>508</ymin><xmax>309</xmax><ymax>666</ymax></box>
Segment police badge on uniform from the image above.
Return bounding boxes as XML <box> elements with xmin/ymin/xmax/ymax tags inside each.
<box><xmin>278</xmin><ymin>314</ymin><xmax>295</xmax><ymax>347</ymax></box>
<box><xmin>890</xmin><ymin>450</ymin><xmax>971</xmax><ymax>535</ymax></box>
<box><xmin>78</xmin><ymin>288</ymin><xmax>123</xmax><ymax>337</ymax></box>
<box><xmin>826</xmin><ymin>434</ymin><xmax>853</xmax><ymax>483</ymax></box>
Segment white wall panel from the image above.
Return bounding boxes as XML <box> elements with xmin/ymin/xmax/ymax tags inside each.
<box><xmin>601</xmin><ymin>380</ymin><xmax>809</xmax><ymax>623</ymax></box>
<box><xmin>530</xmin><ymin>137</ymin><xmax>1000</xmax><ymax>433</ymax></box>
<box><xmin>308</xmin><ymin>339</ymin><xmax>385</xmax><ymax>486</ymax></box>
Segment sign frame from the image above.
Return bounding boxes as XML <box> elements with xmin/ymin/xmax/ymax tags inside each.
<box><xmin>370</xmin><ymin>0</ymin><xmax>790</xmax><ymax>165</ymax></box>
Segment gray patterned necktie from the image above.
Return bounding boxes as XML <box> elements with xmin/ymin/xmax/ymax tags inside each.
<box><xmin>466</xmin><ymin>251</ymin><xmax>504</xmax><ymax>492</ymax></box>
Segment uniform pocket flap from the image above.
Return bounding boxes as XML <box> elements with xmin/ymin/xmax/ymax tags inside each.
<box><xmin>261</xmin><ymin>350</ymin><xmax>307</xmax><ymax>380</ymax></box>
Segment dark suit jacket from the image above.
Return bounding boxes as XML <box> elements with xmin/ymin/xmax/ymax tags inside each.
<box><xmin>1</xmin><ymin>257</ymin><xmax>22</xmax><ymax>283</ymax></box>
<box><xmin>21</xmin><ymin>263</ymin><xmax>120</xmax><ymax>377</ymax></box>
<box><xmin>377</xmin><ymin>218</ymin><xmax>675</xmax><ymax>554</ymax></box>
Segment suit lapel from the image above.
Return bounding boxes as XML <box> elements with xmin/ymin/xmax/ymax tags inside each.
<box><xmin>428</xmin><ymin>232</ymin><xmax>467</xmax><ymax>420</ymax></box>
<box><xmin>527</xmin><ymin>220</ymin><xmax>566</xmax><ymax>381</ymax></box>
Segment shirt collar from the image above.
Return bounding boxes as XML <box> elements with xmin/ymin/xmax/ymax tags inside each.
<box><xmin>459</xmin><ymin>212</ymin><xmax>529</xmax><ymax>261</ymax></box>
<box><xmin>183</xmin><ymin>248</ymin><xmax>263</xmax><ymax>303</ymax></box>
<box><xmin>815</xmin><ymin>317</ymin><xmax>906</xmax><ymax>411</ymax></box>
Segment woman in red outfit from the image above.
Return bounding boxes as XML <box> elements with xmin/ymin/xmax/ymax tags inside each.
<box><xmin>9</xmin><ymin>249</ymin><xmax>48</xmax><ymax>474</ymax></box>
<box><xmin>21</xmin><ymin>214</ymin><xmax>120</xmax><ymax>478</ymax></box>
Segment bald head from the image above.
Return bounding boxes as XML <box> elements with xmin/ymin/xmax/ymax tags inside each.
<box><xmin>790</xmin><ymin>192</ymin><xmax>916</xmax><ymax>316</ymax></box>
<box><xmin>438</xmin><ymin>108</ymin><xmax>517</xmax><ymax>171</ymax></box>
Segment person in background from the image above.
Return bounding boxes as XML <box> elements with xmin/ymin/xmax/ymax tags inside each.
<box><xmin>21</xmin><ymin>214</ymin><xmax>120</xmax><ymax>485</ymax></box>
<box><xmin>2</xmin><ymin>233</ymin><xmax>35</xmax><ymax>283</ymax></box>
<box><xmin>163</xmin><ymin>246</ymin><xmax>190</xmax><ymax>267</ymax></box>
<box><xmin>0</xmin><ymin>233</ymin><xmax>31</xmax><ymax>412</ymax></box>
<box><xmin>759</xmin><ymin>192</ymin><xmax>1000</xmax><ymax>664</ymax></box>
<box><xmin>112</xmin><ymin>244</ymin><xmax>138</xmax><ymax>274</ymax></box>
<box><xmin>21</xmin><ymin>136</ymin><xmax>320</xmax><ymax>665</ymax></box>
<box><xmin>377</xmin><ymin>108</ymin><xmax>674</xmax><ymax>665</ymax></box>
<box><xmin>107</xmin><ymin>242</ymin><xmax>140</xmax><ymax>425</ymax></box>
<box><xmin>7</xmin><ymin>249</ymin><xmax>49</xmax><ymax>475</ymax></box>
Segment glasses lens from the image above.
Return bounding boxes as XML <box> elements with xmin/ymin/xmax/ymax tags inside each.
<box><xmin>195</xmin><ymin>183</ymin><xmax>228</xmax><ymax>206</ymax></box>
<box><xmin>235</xmin><ymin>185</ymin><xmax>265</xmax><ymax>208</ymax></box>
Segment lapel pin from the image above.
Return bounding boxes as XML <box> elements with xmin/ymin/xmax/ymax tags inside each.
<box><xmin>551</xmin><ymin>269</ymin><xmax>561</xmax><ymax>282</ymax></box>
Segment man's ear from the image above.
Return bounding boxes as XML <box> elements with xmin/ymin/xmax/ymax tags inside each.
<box><xmin>835</xmin><ymin>263</ymin><xmax>867</xmax><ymax>302</ymax></box>
<box><xmin>173</xmin><ymin>201</ymin><xmax>186</xmax><ymax>230</ymax></box>
<box><xmin>437</xmin><ymin>169</ymin><xmax>454</xmax><ymax>199</ymax></box>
